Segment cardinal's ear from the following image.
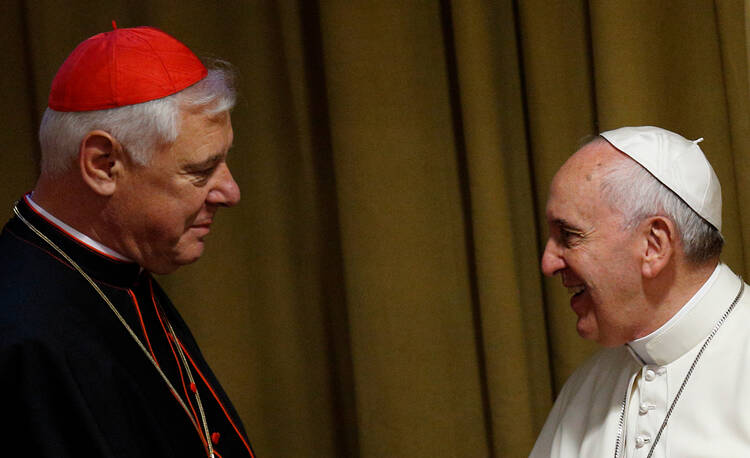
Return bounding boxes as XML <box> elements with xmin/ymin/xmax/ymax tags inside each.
<box><xmin>79</xmin><ymin>130</ymin><xmax>125</xmax><ymax>196</ymax></box>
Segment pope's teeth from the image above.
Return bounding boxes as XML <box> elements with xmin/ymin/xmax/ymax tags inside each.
<box><xmin>568</xmin><ymin>285</ymin><xmax>585</xmax><ymax>295</ymax></box>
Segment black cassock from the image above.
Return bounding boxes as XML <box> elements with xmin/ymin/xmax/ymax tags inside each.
<box><xmin>0</xmin><ymin>196</ymin><xmax>255</xmax><ymax>457</ymax></box>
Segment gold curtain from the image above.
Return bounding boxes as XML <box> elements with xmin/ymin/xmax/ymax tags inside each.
<box><xmin>2</xmin><ymin>1</ymin><xmax>748</xmax><ymax>456</ymax></box>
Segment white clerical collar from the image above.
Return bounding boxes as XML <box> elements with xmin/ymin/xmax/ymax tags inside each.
<box><xmin>628</xmin><ymin>263</ymin><xmax>722</xmax><ymax>365</ymax></box>
<box><xmin>25</xmin><ymin>193</ymin><xmax>132</xmax><ymax>262</ymax></box>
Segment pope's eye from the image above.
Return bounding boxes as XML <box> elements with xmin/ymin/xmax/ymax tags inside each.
<box><xmin>560</xmin><ymin>227</ymin><xmax>582</xmax><ymax>247</ymax></box>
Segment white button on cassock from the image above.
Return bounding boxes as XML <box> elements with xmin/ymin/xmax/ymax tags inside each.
<box><xmin>635</xmin><ymin>435</ymin><xmax>651</xmax><ymax>448</ymax></box>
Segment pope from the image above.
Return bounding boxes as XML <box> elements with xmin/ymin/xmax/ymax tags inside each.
<box><xmin>530</xmin><ymin>126</ymin><xmax>750</xmax><ymax>457</ymax></box>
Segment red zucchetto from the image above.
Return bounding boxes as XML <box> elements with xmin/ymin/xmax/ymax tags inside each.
<box><xmin>48</xmin><ymin>25</ymin><xmax>207</xmax><ymax>112</ymax></box>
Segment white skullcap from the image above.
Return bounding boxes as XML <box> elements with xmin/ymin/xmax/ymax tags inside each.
<box><xmin>600</xmin><ymin>126</ymin><xmax>722</xmax><ymax>231</ymax></box>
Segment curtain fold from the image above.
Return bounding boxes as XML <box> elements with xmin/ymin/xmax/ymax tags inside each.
<box><xmin>316</xmin><ymin>3</ymin><xmax>490</xmax><ymax>455</ymax></box>
<box><xmin>1</xmin><ymin>2</ymin><xmax>38</xmax><ymax>207</ymax></box>
<box><xmin>448</xmin><ymin>0</ymin><xmax>552</xmax><ymax>450</ymax></box>
<box><xmin>2</xmin><ymin>1</ymin><xmax>747</xmax><ymax>456</ymax></box>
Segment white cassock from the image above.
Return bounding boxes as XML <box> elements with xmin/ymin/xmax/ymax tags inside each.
<box><xmin>530</xmin><ymin>263</ymin><xmax>750</xmax><ymax>457</ymax></box>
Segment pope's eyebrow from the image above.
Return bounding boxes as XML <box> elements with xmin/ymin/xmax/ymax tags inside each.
<box><xmin>552</xmin><ymin>218</ymin><xmax>587</xmax><ymax>234</ymax></box>
<box><xmin>552</xmin><ymin>218</ymin><xmax>577</xmax><ymax>230</ymax></box>
<box><xmin>553</xmin><ymin>218</ymin><xmax>596</xmax><ymax>240</ymax></box>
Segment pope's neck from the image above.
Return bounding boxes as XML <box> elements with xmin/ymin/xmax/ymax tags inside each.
<box><xmin>632</xmin><ymin>258</ymin><xmax>719</xmax><ymax>341</ymax></box>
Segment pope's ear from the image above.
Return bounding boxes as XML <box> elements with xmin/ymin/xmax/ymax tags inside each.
<box><xmin>79</xmin><ymin>130</ymin><xmax>124</xmax><ymax>196</ymax></box>
<box><xmin>641</xmin><ymin>216</ymin><xmax>675</xmax><ymax>279</ymax></box>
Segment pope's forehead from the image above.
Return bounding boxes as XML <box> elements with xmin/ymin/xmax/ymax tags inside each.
<box><xmin>553</xmin><ymin>139</ymin><xmax>623</xmax><ymax>186</ymax></box>
<box><xmin>545</xmin><ymin>140</ymin><xmax>627</xmax><ymax>222</ymax></box>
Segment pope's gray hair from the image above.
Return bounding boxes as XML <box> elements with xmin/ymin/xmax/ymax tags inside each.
<box><xmin>39</xmin><ymin>60</ymin><xmax>236</xmax><ymax>175</ymax></box>
<box><xmin>596</xmin><ymin>137</ymin><xmax>724</xmax><ymax>264</ymax></box>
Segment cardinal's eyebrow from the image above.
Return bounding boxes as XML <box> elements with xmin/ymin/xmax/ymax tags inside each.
<box><xmin>183</xmin><ymin>153</ymin><xmax>225</xmax><ymax>172</ymax></box>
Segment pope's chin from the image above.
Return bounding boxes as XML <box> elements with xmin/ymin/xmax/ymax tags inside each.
<box><xmin>575</xmin><ymin>316</ymin><xmax>598</xmax><ymax>341</ymax></box>
<box><xmin>570</xmin><ymin>293</ymin><xmax>597</xmax><ymax>341</ymax></box>
<box><xmin>576</xmin><ymin>314</ymin><xmax>622</xmax><ymax>347</ymax></box>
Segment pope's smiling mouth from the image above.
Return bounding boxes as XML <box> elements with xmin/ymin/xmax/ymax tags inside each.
<box><xmin>568</xmin><ymin>285</ymin><xmax>586</xmax><ymax>296</ymax></box>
